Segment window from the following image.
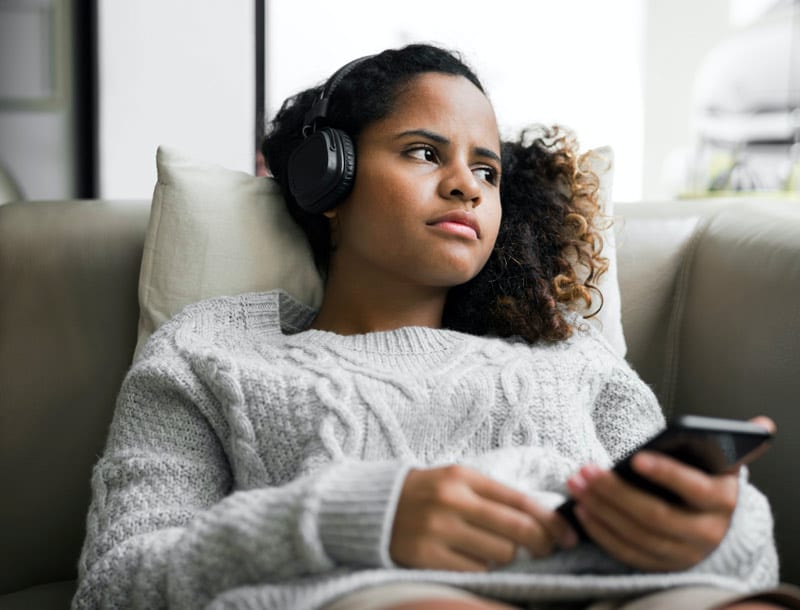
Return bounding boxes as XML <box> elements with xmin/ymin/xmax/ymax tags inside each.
<box><xmin>267</xmin><ymin>1</ymin><xmax>644</xmax><ymax>201</ymax></box>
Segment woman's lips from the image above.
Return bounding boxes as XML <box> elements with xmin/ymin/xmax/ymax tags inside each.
<box><xmin>427</xmin><ymin>211</ymin><xmax>480</xmax><ymax>240</ymax></box>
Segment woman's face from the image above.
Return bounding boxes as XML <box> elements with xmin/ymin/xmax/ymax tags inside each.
<box><xmin>328</xmin><ymin>72</ymin><xmax>502</xmax><ymax>291</ymax></box>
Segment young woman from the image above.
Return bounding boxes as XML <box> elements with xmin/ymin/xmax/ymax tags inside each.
<box><xmin>73</xmin><ymin>44</ymin><xmax>793</xmax><ymax>610</ymax></box>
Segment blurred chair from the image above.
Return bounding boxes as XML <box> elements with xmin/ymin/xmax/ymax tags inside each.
<box><xmin>676</xmin><ymin>1</ymin><xmax>800</xmax><ymax>196</ymax></box>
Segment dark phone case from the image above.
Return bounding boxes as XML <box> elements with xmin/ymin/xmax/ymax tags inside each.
<box><xmin>557</xmin><ymin>416</ymin><xmax>772</xmax><ymax>540</ymax></box>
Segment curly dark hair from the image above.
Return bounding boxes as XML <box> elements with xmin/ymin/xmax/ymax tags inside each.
<box><xmin>261</xmin><ymin>44</ymin><xmax>608</xmax><ymax>344</ymax></box>
<box><xmin>444</xmin><ymin>126</ymin><xmax>609</xmax><ymax>342</ymax></box>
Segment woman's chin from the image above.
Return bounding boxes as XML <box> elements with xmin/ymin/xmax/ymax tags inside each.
<box><xmin>421</xmin><ymin>265</ymin><xmax>485</xmax><ymax>289</ymax></box>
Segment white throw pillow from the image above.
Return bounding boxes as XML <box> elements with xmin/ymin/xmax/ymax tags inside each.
<box><xmin>135</xmin><ymin>145</ymin><xmax>625</xmax><ymax>358</ymax></box>
<box><xmin>135</xmin><ymin>146</ymin><xmax>324</xmax><ymax>358</ymax></box>
<box><xmin>577</xmin><ymin>146</ymin><xmax>626</xmax><ymax>357</ymax></box>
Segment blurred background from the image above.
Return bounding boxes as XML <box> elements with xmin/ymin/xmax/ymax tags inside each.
<box><xmin>0</xmin><ymin>0</ymin><xmax>798</xmax><ymax>204</ymax></box>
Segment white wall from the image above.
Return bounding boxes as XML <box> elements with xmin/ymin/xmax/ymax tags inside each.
<box><xmin>267</xmin><ymin>0</ymin><xmax>645</xmax><ymax>202</ymax></box>
<box><xmin>98</xmin><ymin>1</ymin><xmax>254</xmax><ymax>198</ymax></box>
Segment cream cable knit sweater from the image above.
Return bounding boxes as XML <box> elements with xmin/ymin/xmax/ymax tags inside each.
<box><xmin>73</xmin><ymin>290</ymin><xmax>778</xmax><ymax>610</ymax></box>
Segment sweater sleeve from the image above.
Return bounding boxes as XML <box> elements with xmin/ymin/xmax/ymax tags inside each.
<box><xmin>688</xmin><ymin>467</ymin><xmax>779</xmax><ymax>589</ymax></box>
<box><xmin>591</xmin><ymin>362</ymin><xmax>666</xmax><ymax>462</ymax></box>
<box><xmin>72</xmin><ymin>354</ymin><xmax>410</xmax><ymax>610</ymax></box>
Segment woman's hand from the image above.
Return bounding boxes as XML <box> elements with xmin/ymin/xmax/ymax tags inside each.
<box><xmin>566</xmin><ymin>417</ymin><xmax>776</xmax><ymax>572</ymax></box>
<box><xmin>567</xmin><ymin>453</ymin><xmax>739</xmax><ymax>571</ymax></box>
<box><xmin>390</xmin><ymin>464</ymin><xmax>577</xmax><ymax>571</ymax></box>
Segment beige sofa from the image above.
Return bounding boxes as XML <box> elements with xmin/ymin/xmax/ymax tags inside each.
<box><xmin>1</xmin><ymin>196</ymin><xmax>798</xmax><ymax>608</ymax></box>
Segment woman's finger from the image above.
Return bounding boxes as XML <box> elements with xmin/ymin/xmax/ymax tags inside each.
<box><xmin>574</xmin><ymin>504</ymin><xmax>701</xmax><ymax>572</ymax></box>
<box><xmin>425</xmin><ymin>543</ymin><xmax>491</xmax><ymax>572</ymax></box>
<box><xmin>576</xmin><ymin>463</ymin><xmax>734</xmax><ymax>546</ymax></box>
<box><xmin>570</xmin><ymin>464</ymin><xmax>690</xmax><ymax>539</ymax></box>
<box><xmin>750</xmin><ymin>416</ymin><xmax>776</xmax><ymax>434</ymax></box>
<box><xmin>461</xmin><ymin>496</ymin><xmax>555</xmax><ymax>556</ymax></box>
<box><xmin>741</xmin><ymin>416</ymin><xmax>776</xmax><ymax>464</ymax></box>
<box><xmin>455</xmin><ymin>466</ymin><xmax>573</xmax><ymax>552</ymax></box>
<box><xmin>569</xmin><ymin>464</ymin><xmax>733</xmax><ymax>571</ymax></box>
<box><xmin>524</xmin><ymin>496</ymin><xmax>579</xmax><ymax>552</ymax></box>
<box><xmin>629</xmin><ymin>452</ymin><xmax>738</xmax><ymax>513</ymax></box>
<box><xmin>445</xmin><ymin>516</ymin><xmax>519</xmax><ymax>567</ymax></box>
<box><xmin>465</xmin><ymin>466</ymin><xmax>541</xmax><ymax>514</ymax></box>
<box><xmin>573</xmin><ymin>472</ymin><xmax>722</xmax><ymax>562</ymax></box>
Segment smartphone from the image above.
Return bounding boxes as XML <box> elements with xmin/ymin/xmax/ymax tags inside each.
<box><xmin>556</xmin><ymin>415</ymin><xmax>774</xmax><ymax>540</ymax></box>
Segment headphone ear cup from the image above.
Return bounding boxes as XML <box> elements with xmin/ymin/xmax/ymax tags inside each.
<box><xmin>287</xmin><ymin>127</ymin><xmax>357</xmax><ymax>214</ymax></box>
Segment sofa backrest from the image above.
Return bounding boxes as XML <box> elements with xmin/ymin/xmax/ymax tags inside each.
<box><xmin>617</xmin><ymin>197</ymin><xmax>800</xmax><ymax>584</ymax></box>
<box><xmin>615</xmin><ymin>198</ymin><xmax>736</xmax><ymax>407</ymax></box>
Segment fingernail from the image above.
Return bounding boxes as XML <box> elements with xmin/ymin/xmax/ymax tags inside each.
<box><xmin>581</xmin><ymin>464</ymin><xmax>602</xmax><ymax>480</ymax></box>
<box><xmin>634</xmin><ymin>452</ymin><xmax>655</xmax><ymax>471</ymax></box>
<box><xmin>567</xmin><ymin>473</ymin><xmax>587</xmax><ymax>493</ymax></box>
<box><xmin>560</xmin><ymin>528</ymin><xmax>578</xmax><ymax>549</ymax></box>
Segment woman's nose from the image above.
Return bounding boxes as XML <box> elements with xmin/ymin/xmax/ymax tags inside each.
<box><xmin>438</xmin><ymin>162</ymin><xmax>481</xmax><ymax>205</ymax></box>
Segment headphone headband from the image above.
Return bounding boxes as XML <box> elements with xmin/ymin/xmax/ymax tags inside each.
<box><xmin>302</xmin><ymin>55</ymin><xmax>375</xmax><ymax>132</ymax></box>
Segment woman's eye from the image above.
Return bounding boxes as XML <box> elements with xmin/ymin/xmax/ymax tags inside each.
<box><xmin>473</xmin><ymin>166</ymin><xmax>498</xmax><ymax>185</ymax></box>
<box><xmin>407</xmin><ymin>145</ymin><xmax>438</xmax><ymax>163</ymax></box>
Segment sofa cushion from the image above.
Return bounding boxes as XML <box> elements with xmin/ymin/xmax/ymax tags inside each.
<box><xmin>135</xmin><ymin>145</ymin><xmax>625</xmax><ymax>357</ymax></box>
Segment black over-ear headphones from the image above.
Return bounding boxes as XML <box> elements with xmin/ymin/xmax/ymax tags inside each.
<box><xmin>287</xmin><ymin>55</ymin><xmax>374</xmax><ymax>214</ymax></box>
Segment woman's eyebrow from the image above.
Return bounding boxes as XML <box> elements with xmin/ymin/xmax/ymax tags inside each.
<box><xmin>394</xmin><ymin>128</ymin><xmax>501</xmax><ymax>163</ymax></box>
<box><xmin>394</xmin><ymin>128</ymin><xmax>448</xmax><ymax>144</ymax></box>
<box><xmin>475</xmin><ymin>146</ymin><xmax>501</xmax><ymax>164</ymax></box>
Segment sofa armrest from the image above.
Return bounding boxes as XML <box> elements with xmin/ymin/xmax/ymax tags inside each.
<box><xmin>0</xmin><ymin>200</ymin><xmax>149</xmax><ymax>595</ymax></box>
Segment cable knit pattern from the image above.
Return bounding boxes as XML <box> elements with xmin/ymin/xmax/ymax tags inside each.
<box><xmin>73</xmin><ymin>290</ymin><xmax>778</xmax><ymax>610</ymax></box>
